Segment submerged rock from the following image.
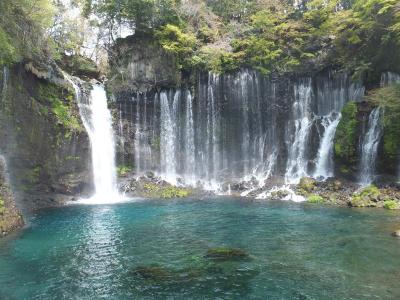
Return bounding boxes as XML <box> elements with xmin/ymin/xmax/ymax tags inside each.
<box><xmin>130</xmin><ymin>265</ymin><xmax>174</xmax><ymax>281</ymax></box>
<box><xmin>391</xmin><ymin>230</ymin><xmax>400</xmax><ymax>237</ymax></box>
<box><xmin>205</xmin><ymin>248</ymin><xmax>249</xmax><ymax>261</ymax></box>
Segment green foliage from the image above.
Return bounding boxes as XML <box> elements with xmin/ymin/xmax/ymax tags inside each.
<box><xmin>117</xmin><ymin>165</ymin><xmax>133</xmax><ymax>176</ymax></box>
<box><xmin>334</xmin><ymin>102</ymin><xmax>358</xmax><ymax>162</ymax></box>
<box><xmin>0</xmin><ymin>0</ymin><xmax>55</xmax><ymax>65</ymax></box>
<box><xmin>0</xmin><ymin>28</ymin><xmax>18</xmax><ymax>66</ymax></box>
<box><xmin>143</xmin><ymin>183</ymin><xmax>191</xmax><ymax>199</ymax></box>
<box><xmin>307</xmin><ymin>194</ymin><xmax>325</xmax><ymax>204</ymax></box>
<box><xmin>83</xmin><ymin>0</ymin><xmax>180</xmax><ymax>31</ymax></box>
<box><xmin>384</xmin><ymin>200</ymin><xmax>398</xmax><ymax>210</ymax></box>
<box><xmin>367</xmin><ymin>83</ymin><xmax>400</xmax><ymax>162</ymax></box>
<box><xmin>155</xmin><ymin>24</ymin><xmax>197</xmax><ymax>69</ymax></box>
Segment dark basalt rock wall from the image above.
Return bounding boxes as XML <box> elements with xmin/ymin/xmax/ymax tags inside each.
<box><xmin>0</xmin><ymin>62</ymin><xmax>92</xmax><ymax>211</ymax></box>
<box><xmin>108</xmin><ymin>32</ymin><xmax>181</xmax><ymax>93</ymax></box>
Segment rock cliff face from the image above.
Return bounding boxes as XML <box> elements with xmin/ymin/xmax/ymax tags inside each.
<box><xmin>0</xmin><ymin>156</ymin><xmax>23</xmax><ymax>237</ymax></box>
<box><xmin>108</xmin><ymin>32</ymin><xmax>180</xmax><ymax>94</ymax></box>
<box><xmin>0</xmin><ymin>62</ymin><xmax>92</xmax><ymax>212</ymax></box>
<box><xmin>108</xmin><ymin>33</ymin><xmax>399</xmax><ymax>187</ymax></box>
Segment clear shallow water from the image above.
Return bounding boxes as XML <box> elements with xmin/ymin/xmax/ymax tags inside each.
<box><xmin>1</xmin><ymin>198</ymin><xmax>400</xmax><ymax>299</ymax></box>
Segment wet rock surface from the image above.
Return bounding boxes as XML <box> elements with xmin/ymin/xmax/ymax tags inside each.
<box><xmin>0</xmin><ymin>158</ymin><xmax>23</xmax><ymax>237</ymax></box>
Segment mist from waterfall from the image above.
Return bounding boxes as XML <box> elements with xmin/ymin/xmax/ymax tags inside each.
<box><xmin>359</xmin><ymin>107</ymin><xmax>382</xmax><ymax>186</ymax></box>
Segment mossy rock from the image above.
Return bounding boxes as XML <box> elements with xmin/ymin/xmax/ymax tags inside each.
<box><xmin>205</xmin><ymin>248</ymin><xmax>249</xmax><ymax>261</ymax></box>
<box><xmin>117</xmin><ymin>165</ymin><xmax>133</xmax><ymax>177</ymax></box>
<box><xmin>142</xmin><ymin>183</ymin><xmax>191</xmax><ymax>199</ymax></box>
<box><xmin>298</xmin><ymin>177</ymin><xmax>316</xmax><ymax>193</ymax></box>
<box><xmin>307</xmin><ymin>194</ymin><xmax>325</xmax><ymax>204</ymax></box>
<box><xmin>350</xmin><ymin>195</ymin><xmax>376</xmax><ymax>207</ymax></box>
<box><xmin>384</xmin><ymin>200</ymin><xmax>399</xmax><ymax>210</ymax></box>
<box><xmin>130</xmin><ymin>265</ymin><xmax>173</xmax><ymax>281</ymax></box>
<box><xmin>350</xmin><ymin>185</ymin><xmax>381</xmax><ymax>207</ymax></box>
<box><xmin>0</xmin><ymin>197</ymin><xmax>5</xmax><ymax>215</ymax></box>
<box><xmin>334</xmin><ymin>102</ymin><xmax>359</xmax><ymax>175</ymax></box>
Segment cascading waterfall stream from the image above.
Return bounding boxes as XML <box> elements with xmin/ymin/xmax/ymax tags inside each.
<box><xmin>314</xmin><ymin>113</ymin><xmax>342</xmax><ymax>179</ymax></box>
<box><xmin>160</xmin><ymin>91</ymin><xmax>178</xmax><ymax>183</ymax></box>
<box><xmin>65</xmin><ymin>74</ymin><xmax>120</xmax><ymax>202</ymax></box>
<box><xmin>359</xmin><ymin>107</ymin><xmax>383</xmax><ymax>186</ymax></box>
<box><xmin>285</xmin><ymin>80</ymin><xmax>313</xmax><ymax>183</ymax></box>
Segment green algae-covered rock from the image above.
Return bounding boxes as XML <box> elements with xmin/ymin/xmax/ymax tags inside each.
<box><xmin>307</xmin><ymin>194</ymin><xmax>325</xmax><ymax>204</ymax></box>
<box><xmin>205</xmin><ymin>248</ymin><xmax>249</xmax><ymax>261</ymax></box>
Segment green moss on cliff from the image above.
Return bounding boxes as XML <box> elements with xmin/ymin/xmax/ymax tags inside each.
<box><xmin>367</xmin><ymin>83</ymin><xmax>400</xmax><ymax>171</ymax></box>
<box><xmin>38</xmin><ymin>82</ymin><xmax>81</xmax><ymax>131</ymax></box>
<box><xmin>334</xmin><ymin>102</ymin><xmax>358</xmax><ymax>164</ymax></box>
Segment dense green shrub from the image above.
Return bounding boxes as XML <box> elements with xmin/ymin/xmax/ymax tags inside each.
<box><xmin>334</xmin><ymin>102</ymin><xmax>358</xmax><ymax>163</ymax></box>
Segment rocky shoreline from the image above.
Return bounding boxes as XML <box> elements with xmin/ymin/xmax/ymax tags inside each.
<box><xmin>117</xmin><ymin>172</ymin><xmax>400</xmax><ymax>210</ymax></box>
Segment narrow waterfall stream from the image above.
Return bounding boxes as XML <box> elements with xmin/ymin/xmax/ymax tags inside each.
<box><xmin>359</xmin><ymin>108</ymin><xmax>382</xmax><ymax>186</ymax></box>
<box><xmin>66</xmin><ymin>77</ymin><xmax>120</xmax><ymax>202</ymax></box>
<box><xmin>314</xmin><ymin>113</ymin><xmax>342</xmax><ymax>179</ymax></box>
<box><xmin>285</xmin><ymin>80</ymin><xmax>313</xmax><ymax>183</ymax></box>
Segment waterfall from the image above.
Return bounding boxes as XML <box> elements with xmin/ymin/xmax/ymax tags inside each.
<box><xmin>314</xmin><ymin>113</ymin><xmax>342</xmax><ymax>179</ymax></box>
<box><xmin>313</xmin><ymin>72</ymin><xmax>364</xmax><ymax>180</ymax></box>
<box><xmin>381</xmin><ymin>72</ymin><xmax>400</xmax><ymax>87</ymax></box>
<box><xmin>160</xmin><ymin>91</ymin><xmax>178</xmax><ymax>182</ymax></box>
<box><xmin>121</xmin><ymin>70</ymin><xmax>365</xmax><ymax>190</ymax></box>
<box><xmin>71</xmin><ymin>80</ymin><xmax>119</xmax><ymax>201</ymax></box>
<box><xmin>1</xmin><ymin>66</ymin><xmax>8</xmax><ymax>105</ymax></box>
<box><xmin>285</xmin><ymin>79</ymin><xmax>313</xmax><ymax>183</ymax></box>
<box><xmin>359</xmin><ymin>107</ymin><xmax>382</xmax><ymax>186</ymax></box>
<box><xmin>184</xmin><ymin>91</ymin><xmax>195</xmax><ymax>183</ymax></box>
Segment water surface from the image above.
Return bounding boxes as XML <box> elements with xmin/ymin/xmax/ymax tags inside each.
<box><xmin>1</xmin><ymin>198</ymin><xmax>399</xmax><ymax>299</ymax></box>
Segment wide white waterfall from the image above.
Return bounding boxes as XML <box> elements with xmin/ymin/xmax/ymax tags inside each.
<box><xmin>314</xmin><ymin>113</ymin><xmax>342</xmax><ymax>179</ymax></box>
<box><xmin>73</xmin><ymin>82</ymin><xmax>119</xmax><ymax>202</ymax></box>
<box><xmin>359</xmin><ymin>107</ymin><xmax>382</xmax><ymax>186</ymax></box>
<box><xmin>120</xmin><ymin>70</ymin><xmax>365</xmax><ymax>191</ymax></box>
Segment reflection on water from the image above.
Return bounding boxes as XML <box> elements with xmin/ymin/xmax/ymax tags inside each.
<box><xmin>0</xmin><ymin>198</ymin><xmax>400</xmax><ymax>299</ymax></box>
